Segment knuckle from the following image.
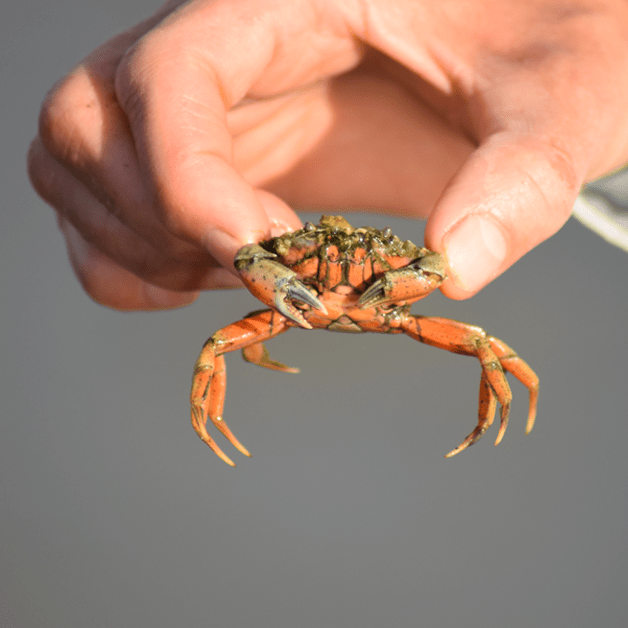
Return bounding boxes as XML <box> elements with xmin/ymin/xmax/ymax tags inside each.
<box><xmin>113</xmin><ymin>49</ymin><xmax>144</xmax><ymax>126</ymax></box>
<box><xmin>538</xmin><ymin>140</ymin><xmax>580</xmax><ymax>197</ymax></box>
<box><xmin>114</xmin><ymin>29</ymin><xmax>168</xmax><ymax>120</ymax></box>
<box><xmin>495</xmin><ymin>137</ymin><xmax>581</xmax><ymax>242</ymax></box>
<box><xmin>520</xmin><ymin>139</ymin><xmax>581</xmax><ymax>206</ymax></box>
<box><xmin>38</xmin><ymin>66</ymin><xmax>103</xmax><ymax>163</ymax></box>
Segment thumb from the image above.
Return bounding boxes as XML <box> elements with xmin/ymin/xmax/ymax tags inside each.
<box><xmin>425</xmin><ymin>135</ymin><xmax>581</xmax><ymax>299</ymax></box>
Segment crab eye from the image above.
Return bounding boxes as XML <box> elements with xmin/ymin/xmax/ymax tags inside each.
<box><xmin>304</xmin><ymin>222</ymin><xmax>316</xmax><ymax>232</ymax></box>
<box><xmin>382</xmin><ymin>226</ymin><xmax>392</xmax><ymax>238</ymax></box>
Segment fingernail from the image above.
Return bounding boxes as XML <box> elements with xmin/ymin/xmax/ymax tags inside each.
<box><xmin>204</xmin><ymin>228</ymin><xmax>242</xmax><ymax>272</ymax></box>
<box><xmin>270</xmin><ymin>217</ymin><xmax>300</xmax><ymax>238</ymax></box>
<box><xmin>443</xmin><ymin>215</ymin><xmax>508</xmax><ymax>292</ymax></box>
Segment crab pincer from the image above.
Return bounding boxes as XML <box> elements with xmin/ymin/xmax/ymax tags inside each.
<box><xmin>358</xmin><ymin>252</ymin><xmax>447</xmax><ymax>309</ymax></box>
<box><xmin>235</xmin><ymin>244</ymin><xmax>327</xmax><ymax>329</ymax></box>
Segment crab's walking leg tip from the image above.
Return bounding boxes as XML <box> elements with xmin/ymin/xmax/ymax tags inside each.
<box><xmin>224</xmin><ymin>429</ymin><xmax>251</xmax><ymax>457</ymax></box>
<box><xmin>207</xmin><ymin>438</ymin><xmax>236</xmax><ymax>466</ymax></box>
<box><xmin>213</xmin><ymin>416</ymin><xmax>252</xmax><ymax>458</ymax></box>
<box><xmin>213</xmin><ymin>447</ymin><xmax>236</xmax><ymax>467</ymax></box>
<box><xmin>444</xmin><ymin>446</ymin><xmax>464</xmax><ymax>458</ymax></box>
<box><xmin>525</xmin><ymin>388</ymin><xmax>539</xmax><ymax>434</ymax></box>
<box><xmin>228</xmin><ymin>439</ymin><xmax>251</xmax><ymax>457</ymax></box>
<box><xmin>493</xmin><ymin>429</ymin><xmax>506</xmax><ymax>447</ymax></box>
<box><xmin>492</xmin><ymin>405</ymin><xmax>509</xmax><ymax>446</ymax></box>
<box><xmin>525</xmin><ymin>412</ymin><xmax>537</xmax><ymax>435</ymax></box>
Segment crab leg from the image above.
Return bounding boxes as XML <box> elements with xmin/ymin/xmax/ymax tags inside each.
<box><xmin>242</xmin><ymin>342</ymin><xmax>300</xmax><ymax>373</ymax></box>
<box><xmin>400</xmin><ymin>315</ymin><xmax>539</xmax><ymax>456</ymax></box>
<box><xmin>191</xmin><ymin>309</ymin><xmax>295</xmax><ymax>465</ymax></box>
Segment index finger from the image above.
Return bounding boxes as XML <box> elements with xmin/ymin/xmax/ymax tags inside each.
<box><xmin>114</xmin><ymin>0</ymin><xmax>362</xmax><ymax>265</ymax></box>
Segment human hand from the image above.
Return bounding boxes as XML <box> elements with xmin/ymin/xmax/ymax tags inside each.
<box><xmin>28</xmin><ymin>0</ymin><xmax>628</xmax><ymax>309</ymax></box>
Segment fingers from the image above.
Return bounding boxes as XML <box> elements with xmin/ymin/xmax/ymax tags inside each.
<box><xmin>28</xmin><ymin>134</ymin><xmax>235</xmax><ymax>286</ymax></box>
<box><xmin>59</xmin><ymin>218</ymin><xmax>201</xmax><ymax>311</ymax></box>
<box><xmin>424</xmin><ymin>37</ymin><xmax>628</xmax><ymax>300</ymax></box>
<box><xmin>28</xmin><ymin>135</ymin><xmax>241</xmax><ymax>310</ymax></box>
<box><xmin>36</xmin><ymin>63</ymin><xmax>208</xmax><ymax>265</ymax></box>
<box><xmin>112</xmin><ymin>0</ymin><xmax>358</xmax><ymax>249</ymax></box>
<box><xmin>30</xmin><ymin>0</ymin><xmax>311</xmax><ymax>310</ymax></box>
<box><xmin>425</xmin><ymin>136</ymin><xmax>581</xmax><ymax>299</ymax></box>
<box><xmin>30</xmin><ymin>0</ymin><xmax>628</xmax><ymax>308</ymax></box>
<box><xmin>356</xmin><ymin>0</ymin><xmax>628</xmax><ymax>298</ymax></box>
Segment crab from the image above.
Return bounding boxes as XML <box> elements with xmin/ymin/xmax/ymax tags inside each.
<box><xmin>191</xmin><ymin>215</ymin><xmax>539</xmax><ymax>466</ymax></box>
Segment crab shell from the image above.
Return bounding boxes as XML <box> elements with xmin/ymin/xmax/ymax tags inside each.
<box><xmin>234</xmin><ymin>215</ymin><xmax>448</xmax><ymax>331</ymax></box>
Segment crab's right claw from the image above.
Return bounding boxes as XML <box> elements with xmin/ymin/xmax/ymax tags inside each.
<box><xmin>235</xmin><ymin>244</ymin><xmax>327</xmax><ymax>329</ymax></box>
<box><xmin>358</xmin><ymin>252</ymin><xmax>447</xmax><ymax>309</ymax></box>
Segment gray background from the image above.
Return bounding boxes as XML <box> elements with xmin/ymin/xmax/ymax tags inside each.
<box><xmin>2</xmin><ymin>2</ymin><xmax>627</xmax><ymax>627</ymax></box>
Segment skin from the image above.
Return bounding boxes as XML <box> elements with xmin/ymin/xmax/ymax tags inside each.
<box><xmin>27</xmin><ymin>0</ymin><xmax>628</xmax><ymax>310</ymax></box>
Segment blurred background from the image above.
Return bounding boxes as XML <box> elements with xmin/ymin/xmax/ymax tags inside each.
<box><xmin>2</xmin><ymin>2</ymin><xmax>627</xmax><ymax>626</ymax></box>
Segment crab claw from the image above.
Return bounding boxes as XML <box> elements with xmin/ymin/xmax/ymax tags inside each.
<box><xmin>235</xmin><ymin>244</ymin><xmax>327</xmax><ymax>329</ymax></box>
<box><xmin>358</xmin><ymin>252</ymin><xmax>447</xmax><ymax>309</ymax></box>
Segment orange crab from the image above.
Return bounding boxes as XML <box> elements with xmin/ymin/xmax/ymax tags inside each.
<box><xmin>191</xmin><ymin>215</ymin><xmax>539</xmax><ymax>466</ymax></box>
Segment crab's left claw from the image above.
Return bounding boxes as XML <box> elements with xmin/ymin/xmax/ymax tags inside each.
<box><xmin>358</xmin><ymin>252</ymin><xmax>447</xmax><ymax>309</ymax></box>
<box><xmin>235</xmin><ymin>244</ymin><xmax>327</xmax><ymax>329</ymax></box>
